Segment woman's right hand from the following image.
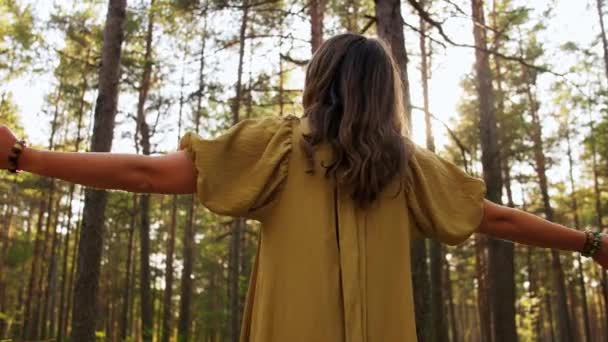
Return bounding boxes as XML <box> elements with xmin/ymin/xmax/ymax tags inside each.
<box><xmin>0</xmin><ymin>125</ymin><xmax>19</xmax><ymax>170</ymax></box>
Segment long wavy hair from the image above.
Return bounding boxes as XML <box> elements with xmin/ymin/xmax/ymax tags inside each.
<box><xmin>301</xmin><ymin>33</ymin><xmax>412</xmax><ymax>208</ymax></box>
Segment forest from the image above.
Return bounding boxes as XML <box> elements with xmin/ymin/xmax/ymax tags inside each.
<box><xmin>1</xmin><ymin>0</ymin><xmax>608</xmax><ymax>341</ymax></box>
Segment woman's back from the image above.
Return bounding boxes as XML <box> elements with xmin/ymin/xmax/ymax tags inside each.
<box><xmin>179</xmin><ymin>115</ymin><xmax>485</xmax><ymax>341</ymax></box>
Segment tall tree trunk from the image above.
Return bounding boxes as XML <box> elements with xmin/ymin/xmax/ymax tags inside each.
<box><xmin>57</xmin><ymin>60</ymin><xmax>88</xmax><ymax>342</ymax></box>
<box><xmin>53</xmin><ymin>183</ymin><xmax>75</xmax><ymax>336</ymax></box>
<box><xmin>565</xmin><ymin>124</ymin><xmax>592</xmax><ymax>342</ymax></box>
<box><xmin>135</xmin><ymin>2</ymin><xmax>155</xmax><ymax>340</ymax></box>
<box><xmin>41</xmin><ymin>109</ymin><xmax>68</xmax><ymax>338</ymax></box>
<box><xmin>490</xmin><ymin>0</ymin><xmax>514</xmax><ymax>210</ymax></box>
<box><xmin>70</xmin><ymin>0</ymin><xmax>126</xmax><ymax>340</ymax></box>
<box><xmin>130</xmin><ymin>229</ymin><xmax>138</xmax><ymax>340</ymax></box>
<box><xmin>23</xmin><ymin>88</ymin><xmax>62</xmax><ymax>340</ymax></box>
<box><xmin>587</xmin><ymin>108</ymin><xmax>608</xmax><ymax>334</ymax></box>
<box><xmin>31</xmin><ymin>183</ymin><xmax>56</xmax><ymax>339</ymax></box>
<box><xmin>178</xmin><ymin>8</ymin><xmax>208</xmax><ymax>341</ymax></box>
<box><xmin>597</xmin><ymin>0</ymin><xmax>608</xmax><ymax>82</ymax></box>
<box><xmin>522</xmin><ymin>65</ymin><xmax>574</xmax><ymax>342</ymax></box>
<box><xmin>229</xmin><ymin>3</ymin><xmax>249</xmax><ymax>341</ymax></box>
<box><xmin>594</xmin><ymin>9</ymin><xmax>608</xmax><ymax>332</ymax></box>
<box><xmin>120</xmin><ymin>195</ymin><xmax>137</xmax><ymax>341</ymax></box>
<box><xmin>374</xmin><ymin>0</ymin><xmax>412</xmax><ymax>124</ymax></box>
<box><xmin>419</xmin><ymin>3</ymin><xmax>448</xmax><ymax>340</ymax></box>
<box><xmin>374</xmin><ymin>0</ymin><xmax>423</xmax><ymax>338</ymax></box>
<box><xmin>0</xmin><ymin>179</ymin><xmax>16</xmax><ymax>337</ymax></box>
<box><xmin>161</xmin><ymin>50</ymin><xmax>186</xmax><ymax>342</ymax></box>
<box><xmin>470</xmin><ymin>1</ymin><xmax>517</xmax><ymax>341</ymax></box>
<box><xmin>21</xmin><ymin>199</ymin><xmax>46</xmax><ymax>339</ymax></box>
<box><xmin>474</xmin><ymin>235</ymin><xmax>492</xmax><ymax>342</ymax></box>
<box><xmin>40</xmin><ymin>194</ymin><xmax>62</xmax><ymax>339</ymax></box>
<box><xmin>445</xmin><ymin>260</ymin><xmax>459</xmax><ymax>342</ymax></box>
<box><xmin>309</xmin><ymin>0</ymin><xmax>325</xmax><ymax>53</ymax></box>
<box><xmin>63</xmin><ymin>195</ymin><xmax>83</xmax><ymax>339</ymax></box>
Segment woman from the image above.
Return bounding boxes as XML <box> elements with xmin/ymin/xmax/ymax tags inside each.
<box><xmin>1</xmin><ymin>33</ymin><xmax>606</xmax><ymax>341</ymax></box>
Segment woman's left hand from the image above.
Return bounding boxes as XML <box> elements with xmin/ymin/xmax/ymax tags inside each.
<box><xmin>593</xmin><ymin>234</ymin><xmax>608</xmax><ymax>269</ymax></box>
<box><xmin>0</xmin><ymin>125</ymin><xmax>18</xmax><ymax>170</ymax></box>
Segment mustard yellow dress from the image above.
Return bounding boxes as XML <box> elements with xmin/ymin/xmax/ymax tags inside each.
<box><xmin>179</xmin><ymin>116</ymin><xmax>486</xmax><ymax>342</ymax></box>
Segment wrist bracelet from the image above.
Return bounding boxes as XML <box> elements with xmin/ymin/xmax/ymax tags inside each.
<box><xmin>582</xmin><ymin>229</ymin><xmax>603</xmax><ymax>258</ymax></box>
<box><xmin>7</xmin><ymin>140</ymin><xmax>26</xmax><ymax>174</ymax></box>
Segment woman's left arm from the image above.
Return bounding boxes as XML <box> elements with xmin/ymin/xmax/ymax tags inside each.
<box><xmin>0</xmin><ymin>125</ymin><xmax>197</xmax><ymax>194</ymax></box>
<box><xmin>479</xmin><ymin>200</ymin><xmax>608</xmax><ymax>268</ymax></box>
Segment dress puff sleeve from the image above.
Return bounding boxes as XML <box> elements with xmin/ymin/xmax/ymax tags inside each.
<box><xmin>178</xmin><ymin>116</ymin><xmax>294</xmax><ymax>219</ymax></box>
<box><xmin>405</xmin><ymin>145</ymin><xmax>486</xmax><ymax>246</ymax></box>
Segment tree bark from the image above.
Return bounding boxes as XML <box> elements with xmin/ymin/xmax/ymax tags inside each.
<box><xmin>310</xmin><ymin>0</ymin><xmax>325</xmax><ymax>53</ymax></box>
<box><xmin>0</xmin><ymin>179</ymin><xmax>16</xmax><ymax>337</ymax></box>
<box><xmin>178</xmin><ymin>9</ymin><xmax>208</xmax><ymax>342</ymax></box>
<box><xmin>522</xmin><ymin>62</ymin><xmax>574</xmax><ymax>342</ymax></box>
<box><xmin>134</xmin><ymin>2</ymin><xmax>155</xmax><ymax>340</ymax></box>
<box><xmin>57</xmin><ymin>59</ymin><xmax>87</xmax><ymax>342</ymax></box>
<box><xmin>374</xmin><ymin>1</ymin><xmax>424</xmax><ymax>338</ymax></box>
<box><xmin>419</xmin><ymin>3</ymin><xmax>448</xmax><ymax>340</ymax></box>
<box><xmin>40</xmin><ymin>194</ymin><xmax>62</xmax><ymax>339</ymax></box>
<box><xmin>161</xmin><ymin>49</ymin><xmax>186</xmax><ymax>342</ymax></box>
<box><xmin>70</xmin><ymin>0</ymin><xmax>126</xmax><ymax>340</ymax></box>
<box><xmin>597</xmin><ymin>0</ymin><xmax>608</xmax><ymax>82</ymax></box>
<box><xmin>587</xmin><ymin>108</ymin><xmax>608</xmax><ymax>334</ymax></box>
<box><xmin>470</xmin><ymin>1</ymin><xmax>517</xmax><ymax>341</ymax></box>
<box><xmin>229</xmin><ymin>3</ymin><xmax>249</xmax><ymax>341</ymax></box>
<box><xmin>120</xmin><ymin>195</ymin><xmax>137</xmax><ymax>341</ymax></box>
<box><xmin>374</xmin><ymin>0</ymin><xmax>412</xmax><ymax>125</ymax></box>
<box><xmin>21</xmin><ymin>199</ymin><xmax>46</xmax><ymax>339</ymax></box>
<box><xmin>565</xmin><ymin>124</ymin><xmax>592</xmax><ymax>342</ymax></box>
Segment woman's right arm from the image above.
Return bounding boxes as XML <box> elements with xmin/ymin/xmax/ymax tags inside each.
<box><xmin>0</xmin><ymin>125</ymin><xmax>197</xmax><ymax>195</ymax></box>
<box><xmin>478</xmin><ymin>200</ymin><xmax>608</xmax><ymax>268</ymax></box>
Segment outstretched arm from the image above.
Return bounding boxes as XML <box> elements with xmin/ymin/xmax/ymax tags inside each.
<box><xmin>479</xmin><ymin>200</ymin><xmax>608</xmax><ymax>267</ymax></box>
<box><xmin>0</xmin><ymin>125</ymin><xmax>197</xmax><ymax>194</ymax></box>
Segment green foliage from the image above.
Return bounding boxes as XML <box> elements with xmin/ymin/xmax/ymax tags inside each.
<box><xmin>0</xmin><ymin>0</ymin><xmax>39</xmax><ymax>80</ymax></box>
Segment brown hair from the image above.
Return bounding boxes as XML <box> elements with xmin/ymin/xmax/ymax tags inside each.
<box><xmin>301</xmin><ymin>33</ymin><xmax>411</xmax><ymax>208</ymax></box>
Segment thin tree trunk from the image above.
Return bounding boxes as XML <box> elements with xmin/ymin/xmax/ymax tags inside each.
<box><xmin>0</xmin><ymin>179</ymin><xmax>17</xmax><ymax>335</ymax></box>
<box><xmin>57</xmin><ymin>61</ymin><xmax>87</xmax><ymax>342</ymax></box>
<box><xmin>444</xmin><ymin>256</ymin><xmax>459</xmax><ymax>342</ymax></box>
<box><xmin>597</xmin><ymin>0</ymin><xmax>608</xmax><ymax>82</ymax></box>
<box><xmin>471</xmin><ymin>1</ymin><xmax>517</xmax><ymax>341</ymax></box>
<box><xmin>419</xmin><ymin>3</ymin><xmax>448</xmax><ymax>339</ymax></box>
<box><xmin>63</xmin><ymin>193</ymin><xmax>83</xmax><ymax>339</ymax></box>
<box><xmin>40</xmin><ymin>194</ymin><xmax>62</xmax><ymax>339</ymax></box>
<box><xmin>23</xmin><ymin>90</ymin><xmax>62</xmax><ymax>340</ymax></box>
<box><xmin>130</xmin><ymin>229</ymin><xmax>138</xmax><ymax>340</ymax></box>
<box><xmin>587</xmin><ymin>107</ymin><xmax>608</xmax><ymax>335</ymax></box>
<box><xmin>22</xmin><ymin>199</ymin><xmax>46</xmax><ymax>339</ymax></box>
<box><xmin>474</xmin><ymin>235</ymin><xmax>491</xmax><ymax>342</ymax></box>
<box><xmin>56</xmin><ymin>185</ymin><xmax>75</xmax><ymax>341</ymax></box>
<box><xmin>229</xmin><ymin>2</ymin><xmax>249</xmax><ymax>341</ymax></box>
<box><xmin>565</xmin><ymin>124</ymin><xmax>592</xmax><ymax>342</ymax></box>
<box><xmin>178</xmin><ymin>8</ymin><xmax>208</xmax><ymax>341</ymax></box>
<box><xmin>522</xmin><ymin>62</ymin><xmax>574</xmax><ymax>342</ymax></box>
<box><xmin>120</xmin><ymin>194</ymin><xmax>137</xmax><ymax>341</ymax></box>
<box><xmin>31</xmin><ymin>183</ymin><xmax>56</xmax><ymax>339</ymax></box>
<box><xmin>161</xmin><ymin>51</ymin><xmax>186</xmax><ymax>342</ymax></box>
<box><xmin>70</xmin><ymin>0</ymin><xmax>126</xmax><ymax>340</ymax></box>
<box><xmin>135</xmin><ymin>2</ymin><xmax>155</xmax><ymax>340</ymax></box>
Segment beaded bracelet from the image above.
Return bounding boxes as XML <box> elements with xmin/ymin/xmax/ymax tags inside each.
<box><xmin>7</xmin><ymin>140</ymin><xmax>26</xmax><ymax>174</ymax></box>
<box><xmin>582</xmin><ymin>229</ymin><xmax>603</xmax><ymax>258</ymax></box>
